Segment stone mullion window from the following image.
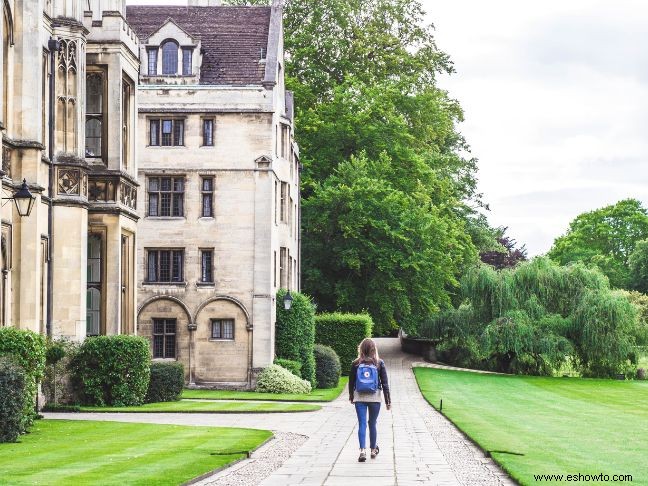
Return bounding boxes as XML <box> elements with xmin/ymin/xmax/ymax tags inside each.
<box><xmin>211</xmin><ymin>319</ymin><xmax>234</xmax><ymax>340</ymax></box>
<box><xmin>149</xmin><ymin>119</ymin><xmax>184</xmax><ymax>147</ymax></box>
<box><xmin>200</xmin><ymin>249</ymin><xmax>214</xmax><ymax>283</ymax></box>
<box><xmin>202</xmin><ymin>119</ymin><xmax>214</xmax><ymax>146</ymax></box>
<box><xmin>148</xmin><ymin>176</ymin><xmax>184</xmax><ymax>217</ymax></box>
<box><xmin>161</xmin><ymin>40</ymin><xmax>178</xmax><ymax>75</ymax></box>
<box><xmin>153</xmin><ymin>318</ymin><xmax>176</xmax><ymax>358</ymax></box>
<box><xmin>182</xmin><ymin>47</ymin><xmax>193</xmax><ymax>75</ymax></box>
<box><xmin>201</xmin><ymin>177</ymin><xmax>214</xmax><ymax>217</ymax></box>
<box><xmin>146</xmin><ymin>249</ymin><xmax>184</xmax><ymax>283</ymax></box>
<box><xmin>147</xmin><ymin>48</ymin><xmax>158</xmax><ymax>75</ymax></box>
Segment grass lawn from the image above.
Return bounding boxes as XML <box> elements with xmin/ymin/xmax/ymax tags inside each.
<box><xmin>414</xmin><ymin>367</ymin><xmax>648</xmax><ymax>485</ymax></box>
<box><xmin>183</xmin><ymin>376</ymin><xmax>348</xmax><ymax>402</ymax></box>
<box><xmin>0</xmin><ymin>419</ymin><xmax>270</xmax><ymax>486</ymax></box>
<box><xmin>80</xmin><ymin>400</ymin><xmax>320</xmax><ymax>413</ymax></box>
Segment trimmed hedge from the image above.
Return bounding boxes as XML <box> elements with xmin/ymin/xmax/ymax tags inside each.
<box><xmin>0</xmin><ymin>327</ymin><xmax>46</xmax><ymax>431</ymax></box>
<box><xmin>315</xmin><ymin>313</ymin><xmax>373</xmax><ymax>375</ymax></box>
<box><xmin>256</xmin><ymin>364</ymin><xmax>312</xmax><ymax>394</ymax></box>
<box><xmin>71</xmin><ymin>335</ymin><xmax>150</xmax><ymax>406</ymax></box>
<box><xmin>274</xmin><ymin>358</ymin><xmax>302</xmax><ymax>378</ymax></box>
<box><xmin>314</xmin><ymin>344</ymin><xmax>341</xmax><ymax>389</ymax></box>
<box><xmin>276</xmin><ymin>289</ymin><xmax>317</xmax><ymax>387</ymax></box>
<box><xmin>0</xmin><ymin>357</ymin><xmax>28</xmax><ymax>442</ymax></box>
<box><xmin>146</xmin><ymin>362</ymin><xmax>184</xmax><ymax>403</ymax></box>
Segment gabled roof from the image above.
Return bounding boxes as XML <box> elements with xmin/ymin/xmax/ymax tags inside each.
<box><xmin>126</xmin><ymin>6</ymin><xmax>272</xmax><ymax>86</ymax></box>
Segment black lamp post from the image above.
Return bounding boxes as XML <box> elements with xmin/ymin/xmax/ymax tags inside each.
<box><xmin>12</xmin><ymin>179</ymin><xmax>36</xmax><ymax>217</ymax></box>
<box><xmin>283</xmin><ymin>291</ymin><xmax>294</xmax><ymax>311</ymax></box>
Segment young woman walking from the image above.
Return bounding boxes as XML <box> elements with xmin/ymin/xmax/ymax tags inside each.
<box><xmin>349</xmin><ymin>338</ymin><xmax>391</xmax><ymax>462</ymax></box>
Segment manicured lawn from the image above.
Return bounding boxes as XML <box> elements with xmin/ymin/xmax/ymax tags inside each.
<box><xmin>414</xmin><ymin>367</ymin><xmax>648</xmax><ymax>485</ymax></box>
<box><xmin>80</xmin><ymin>400</ymin><xmax>320</xmax><ymax>413</ymax></box>
<box><xmin>0</xmin><ymin>419</ymin><xmax>271</xmax><ymax>486</ymax></box>
<box><xmin>183</xmin><ymin>376</ymin><xmax>348</xmax><ymax>402</ymax></box>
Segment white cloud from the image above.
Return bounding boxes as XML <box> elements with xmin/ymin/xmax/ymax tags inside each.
<box><xmin>423</xmin><ymin>0</ymin><xmax>648</xmax><ymax>254</ymax></box>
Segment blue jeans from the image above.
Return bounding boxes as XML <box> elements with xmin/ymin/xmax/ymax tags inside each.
<box><xmin>355</xmin><ymin>402</ymin><xmax>381</xmax><ymax>449</ymax></box>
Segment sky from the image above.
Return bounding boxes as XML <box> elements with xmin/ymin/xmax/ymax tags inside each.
<box><xmin>421</xmin><ymin>0</ymin><xmax>648</xmax><ymax>255</ymax></box>
<box><xmin>126</xmin><ymin>0</ymin><xmax>648</xmax><ymax>255</ymax></box>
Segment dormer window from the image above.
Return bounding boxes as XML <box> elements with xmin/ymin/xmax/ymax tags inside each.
<box><xmin>147</xmin><ymin>48</ymin><xmax>158</xmax><ymax>75</ymax></box>
<box><xmin>182</xmin><ymin>48</ymin><xmax>193</xmax><ymax>75</ymax></box>
<box><xmin>161</xmin><ymin>40</ymin><xmax>179</xmax><ymax>75</ymax></box>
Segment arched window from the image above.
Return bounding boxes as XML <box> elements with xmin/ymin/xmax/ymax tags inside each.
<box><xmin>161</xmin><ymin>40</ymin><xmax>178</xmax><ymax>75</ymax></box>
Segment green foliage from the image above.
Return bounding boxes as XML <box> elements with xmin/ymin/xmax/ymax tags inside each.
<box><xmin>43</xmin><ymin>338</ymin><xmax>79</xmax><ymax>407</ymax></box>
<box><xmin>275</xmin><ymin>289</ymin><xmax>316</xmax><ymax>387</ymax></box>
<box><xmin>273</xmin><ymin>358</ymin><xmax>302</xmax><ymax>378</ymax></box>
<box><xmin>231</xmin><ymin>0</ymin><xmax>485</xmax><ymax>333</ymax></box>
<box><xmin>0</xmin><ymin>357</ymin><xmax>28</xmax><ymax>442</ymax></box>
<box><xmin>548</xmin><ymin>199</ymin><xmax>648</xmax><ymax>289</ymax></box>
<box><xmin>255</xmin><ymin>364</ymin><xmax>312</xmax><ymax>394</ymax></box>
<box><xmin>315</xmin><ymin>312</ymin><xmax>373</xmax><ymax>373</ymax></box>
<box><xmin>629</xmin><ymin>240</ymin><xmax>648</xmax><ymax>293</ymax></box>
<box><xmin>420</xmin><ymin>257</ymin><xmax>638</xmax><ymax>377</ymax></box>
<box><xmin>620</xmin><ymin>290</ymin><xmax>648</xmax><ymax>346</ymax></box>
<box><xmin>145</xmin><ymin>362</ymin><xmax>184</xmax><ymax>403</ymax></box>
<box><xmin>313</xmin><ymin>344</ymin><xmax>341</xmax><ymax>389</ymax></box>
<box><xmin>0</xmin><ymin>327</ymin><xmax>46</xmax><ymax>430</ymax></box>
<box><xmin>571</xmin><ymin>290</ymin><xmax>638</xmax><ymax>377</ymax></box>
<box><xmin>71</xmin><ymin>335</ymin><xmax>150</xmax><ymax>406</ymax></box>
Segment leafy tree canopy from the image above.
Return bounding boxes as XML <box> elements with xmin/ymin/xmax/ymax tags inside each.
<box><xmin>480</xmin><ymin>227</ymin><xmax>527</xmax><ymax>270</ymax></box>
<box><xmin>548</xmin><ymin>199</ymin><xmax>648</xmax><ymax>289</ymax></box>
<box><xmin>227</xmin><ymin>0</ymin><xmax>494</xmax><ymax>333</ymax></box>
<box><xmin>629</xmin><ymin>240</ymin><xmax>648</xmax><ymax>294</ymax></box>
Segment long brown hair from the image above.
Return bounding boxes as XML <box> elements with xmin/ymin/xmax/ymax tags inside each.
<box><xmin>356</xmin><ymin>338</ymin><xmax>379</xmax><ymax>366</ymax></box>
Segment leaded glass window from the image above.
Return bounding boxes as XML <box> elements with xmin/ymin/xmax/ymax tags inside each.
<box><xmin>161</xmin><ymin>41</ymin><xmax>178</xmax><ymax>75</ymax></box>
<box><xmin>153</xmin><ymin>318</ymin><xmax>176</xmax><ymax>358</ymax></box>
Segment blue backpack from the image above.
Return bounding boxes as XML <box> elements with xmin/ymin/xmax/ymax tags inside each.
<box><xmin>356</xmin><ymin>362</ymin><xmax>380</xmax><ymax>393</ymax></box>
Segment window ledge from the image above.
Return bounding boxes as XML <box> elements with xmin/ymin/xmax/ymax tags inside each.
<box><xmin>209</xmin><ymin>339</ymin><xmax>235</xmax><ymax>342</ymax></box>
<box><xmin>152</xmin><ymin>357</ymin><xmax>178</xmax><ymax>361</ymax></box>
<box><xmin>145</xmin><ymin>216</ymin><xmax>186</xmax><ymax>220</ymax></box>
<box><xmin>142</xmin><ymin>281</ymin><xmax>187</xmax><ymax>287</ymax></box>
<box><xmin>196</xmin><ymin>282</ymin><xmax>215</xmax><ymax>287</ymax></box>
<box><xmin>146</xmin><ymin>146</ymin><xmax>186</xmax><ymax>149</ymax></box>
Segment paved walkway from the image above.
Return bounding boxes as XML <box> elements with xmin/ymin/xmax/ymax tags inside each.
<box><xmin>45</xmin><ymin>338</ymin><xmax>513</xmax><ymax>486</ymax></box>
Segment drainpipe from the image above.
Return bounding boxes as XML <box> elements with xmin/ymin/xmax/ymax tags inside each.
<box><xmin>46</xmin><ymin>38</ymin><xmax>60</xmax><ymax>338</ymax></box>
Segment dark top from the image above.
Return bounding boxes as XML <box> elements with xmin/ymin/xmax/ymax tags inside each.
<box><xmin>349</xmin><ymin>359</ymin><xmax>391</xmax><ymax>405</ymax></box>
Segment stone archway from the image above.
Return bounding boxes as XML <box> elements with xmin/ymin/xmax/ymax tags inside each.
<box><xmin>192</xmin><ymin>295</ymin><xmax>251</xmax><ymax>384</ymax></box>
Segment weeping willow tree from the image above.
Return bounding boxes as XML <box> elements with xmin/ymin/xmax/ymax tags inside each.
<box><xmin>421</xmin><ymin>257</ymin><xmax>638</xmax><ymax>377</ymax></box>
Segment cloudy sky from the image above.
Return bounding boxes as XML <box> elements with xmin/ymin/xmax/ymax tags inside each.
<box><xmin>422</xmin><ymin>0</ymin><xmax>648</xmax><ymax>254</ymax></box>
<box><xmin>127</xmin><ymin>0</ymin><xmax>648</xmax><ymax>255</ymax></box>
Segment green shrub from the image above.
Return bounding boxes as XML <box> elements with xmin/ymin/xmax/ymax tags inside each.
<box><xmin>314</xmin><ymin>344</ymin><xmax>341</xmax><ymax>389</ymax></box>
<box><xmin>145</xmin><ymin>362</ymin><xmax>184</xmax><ymax>403</ymax></box>
<box><xmin>275</xmin><ymin>289</ymin><xmax>317</xmax><ymax>387</ymax></box>
<box><xmin>255</xmin><ymin>364</ymin><xmax>312</xmax><ymax>394</ymax></box>
<box><xmin>315</xmin><ymin>313</ymin><xmax>373</xmax><ymax>374</ymax></box>
<box><xmin>0</xmin><ymin>327</ymin><xmax>46</xmax><ymax>430</ymax></box>
<box><xmin>71</xmin><ymin>335</ymin><xmax>150</xmax><ymax>406</ymax></box>
<box><xmin>43</xmin><ymin>338</ymin><xmax>79</xmax><ymax>407</ymax></box>
<box><xmin>0</xmin><ymin>357</ymin><xmax>29</xmax><ymax>442</ymax></box>
<box><xmin>273</xmin><ymin>358</ymin><xmax>302</xmax><ymax>378</ymax></box>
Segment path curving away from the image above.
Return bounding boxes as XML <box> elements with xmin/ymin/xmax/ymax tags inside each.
<box><xmin>45</xmin><ymin>338</ymin><xmax>514</xmax><ymax>486</ymax></box>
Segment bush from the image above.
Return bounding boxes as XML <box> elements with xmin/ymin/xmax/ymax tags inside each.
<box><xmin>71</xmin><ymin>335</ymin><xmax>150</xmax><ymax>406</ymax></box>
<box><xmin>315</xmin><ymin>313</ymin><xmax>373</xmax><ymax>374</ymax></box>
<box><xmin>275</xmin><ymin>289</ymin><xmax>317</xmax><ymax>387</ymax></box>
<box><xmin>0</xmin><ymin>327</ymin><xmax>46</xmax><ymax>430</ymax></box>
<box><xmin>0</xmin><ymin>357</ymin><xmax>29</xmax><ymax>442</ymax></box>
<box><xmin>255</xmin><ymin>364</ymin><xmax>312</xmax><ymax>394</ymax></box>
<box><xmin>145</xmin><ymin>362</ymin><xmax>184</xmax><ymax>403</ymax></box>
<box><xmin>273</xmin><ymin>358</ymin><xmax>302</xmax><ymax>378</ymax></box>
<box><xmin>314</xmin><ymin>344</ymin><xmax>341</xmax><ymax>388</ymax></box>
<box><xmin>43</xmin><ymin>339</ymin><xmax>79</xmax><ymax>407</ymax></box>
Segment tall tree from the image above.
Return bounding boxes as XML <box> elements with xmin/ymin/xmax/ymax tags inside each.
<box><xmin>227</xmin><ymin>0</ymin><xmax>490</xmax><ymax>333</ymax></box>
<box><xmin>629</xmin><ymin>240</ymin><xmax>648</xmax><ymax>294</ymax></box>
<box><xmin>480</xmin><ymin>227</ymin><xmax>527</xmax><ymax>270</ymax></box>
<box><xmin>548</xmin><ymin>199</ymin><xmax>648</xmax><ymax>289</ymax></box>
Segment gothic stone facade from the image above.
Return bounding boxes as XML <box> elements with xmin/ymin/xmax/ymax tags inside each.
<box><xmin>1</xmin><ymin>0</ymin><xmax>138</xmax><ymax>340</ymax></box>
<box><xmin>127</xmin><ymin>1</ymin><xmax>300</xmax><ymax>387</ymax></box>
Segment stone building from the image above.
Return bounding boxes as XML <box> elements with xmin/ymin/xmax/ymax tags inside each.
<box><xmin>0</xmin><ymin>1</ymin><xmax>139</xmax><ymax>339</ymax></box>
<box><xmin>127</xmin><ymin>0</ymin><xmax>300</xmax><ymax>387</ymax></box>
